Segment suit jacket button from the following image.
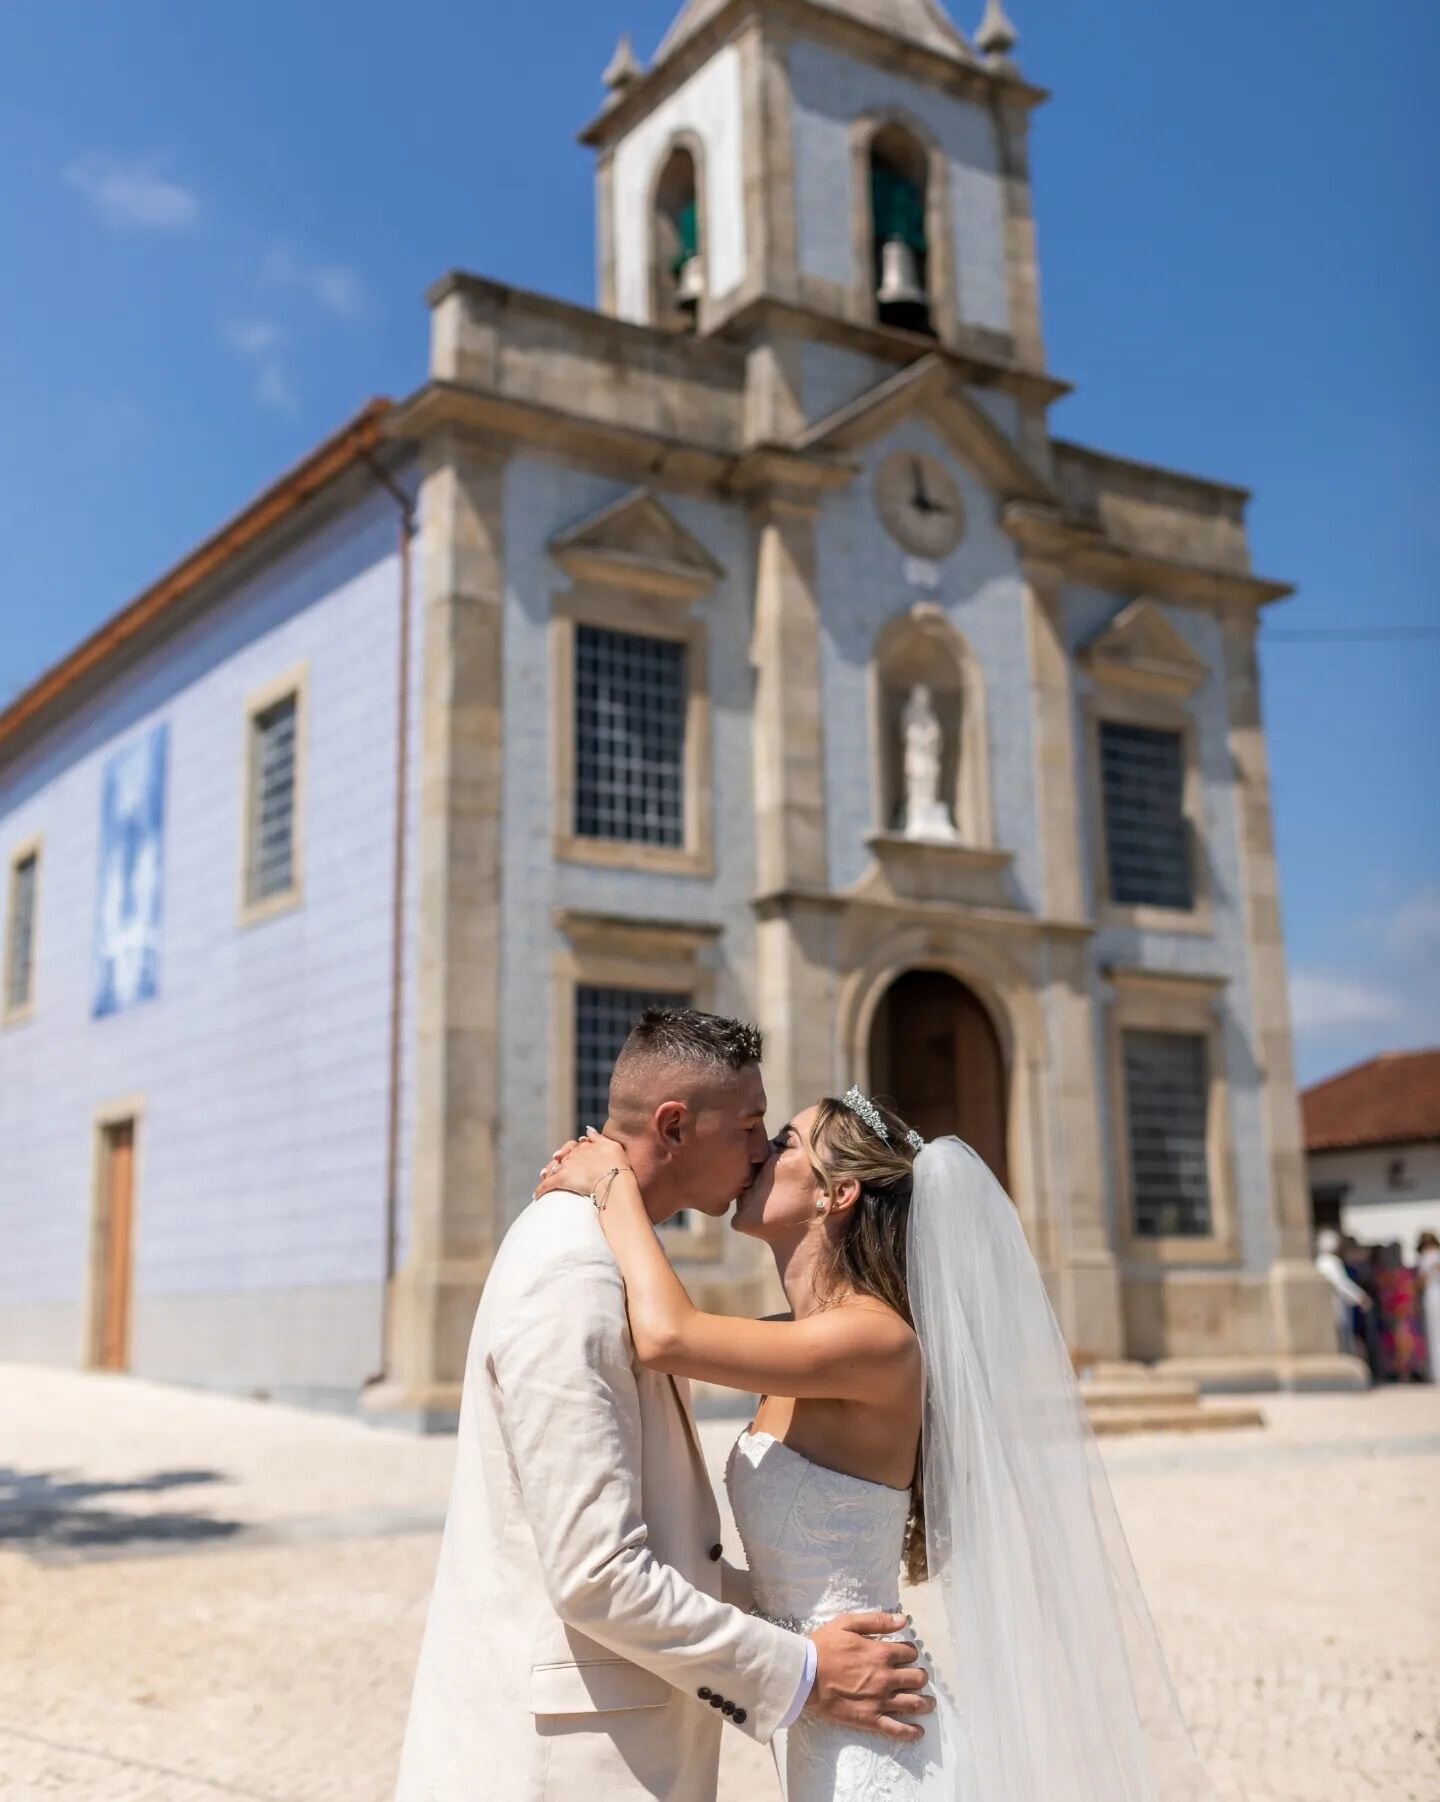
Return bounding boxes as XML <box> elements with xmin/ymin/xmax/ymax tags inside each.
<box><xmin>709</xmin><ymin>1543</ymin><xmax>723</xmax><ymax>1561</ymax></box>
<box><xmin>721</xmin><ymin>1700</ymin><xmax>736</xmax><ymax>1716</ymax></box>
<box><xmin>709</xmin><ymin>1694</ymin><xmax>724</xmax><ymax>1708</ymax></box>
<box><xmin>733</xmin><ymin>1707</ymin><xmax>747</xmax><ymax>1725</ymax></box>
<box><xmin>698</xmin><ymin>1688</ymin><xmax>712</xmax><ymax>1701</ymax></box>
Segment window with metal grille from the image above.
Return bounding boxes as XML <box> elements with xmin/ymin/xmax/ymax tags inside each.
<box><xmin>1099</xmin><ymin>721</ymin><xmax>1193</xmax><ymax>910</ymax></box>
<box><xmin>247</xmin><ymin>693</ymin><xmax>298</xmax><ymax>903</ymax></box>
<box><xmin>574</xmin><ymin>625</ymin><xmax>687</xmax><ymax>847</ymax></box>
<box><xmin>5</xmin><ymin>851</ymin><xmax>38</xmax><ymax>1012</ymax></box>
<box><xmin>575</xmin><ymin>985</ymin><xmax>690</xmax><ymax>1139</ymax></box>
<box><xmin>1122</xmin><ymin>1029</ymin><xmax>1212</xmax><ymax>1237</ymax></box>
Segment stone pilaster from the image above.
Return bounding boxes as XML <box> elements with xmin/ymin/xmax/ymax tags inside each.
<box><xmin>738</xmin><ymin>19</ymin><xmax>800</xmax><ymax>307</ymax></box>
<box><xmin>368</xmin><ymin>430</ymin><xmax>507</xmax><ymax>1429</ymax></box>
<box><xmin>1025</xmin><ymin>563</ymin><xmax>1122</xmax><ymax>1358</ymax></box>
<box><xmin>749</xmin><ymin>485</ymin><xmax>832</xmax><ymax>1126</ymax></box>
<box><xmin>1025</xmin><ymin>565</ymin><xmax>1085</xmax><ymax>922</ymax></box>
<box><xmin>992</xmin><ymin>96</ymin><xmax>1046</xmax><ymax>372</ymax></box>
<box><xmin>750</xmin><ymin>489</ymin><xmax>827</xmax><ymax>893</ymax></box>
<box><xmin>1219</xmin><ymin>610</ymin><xmax>1336</xmax><ymax>1360</ymax></box>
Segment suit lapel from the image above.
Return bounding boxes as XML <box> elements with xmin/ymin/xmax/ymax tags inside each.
<box><xmin>667</xmin><ymin>1372</ymin><xmax>707</xmax><ymax>1474</ymax></box>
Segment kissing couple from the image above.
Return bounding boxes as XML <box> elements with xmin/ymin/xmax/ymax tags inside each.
<box><xmin>396</xmin><ymin>1008</ymin><xmax>1205</xmax><ymax>1801</ymax></box>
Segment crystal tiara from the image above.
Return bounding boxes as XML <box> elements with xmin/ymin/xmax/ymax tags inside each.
<box><xmin>840</xmin><ymin>1087</ymin><xmax>924</xmax><ymax>1154</ymax></box>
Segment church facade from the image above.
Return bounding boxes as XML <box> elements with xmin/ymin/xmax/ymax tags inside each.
<box><xmin>0</xmin><ymin>0</ymin><xmax>1349</xmax><ymax>1419</ymax></box>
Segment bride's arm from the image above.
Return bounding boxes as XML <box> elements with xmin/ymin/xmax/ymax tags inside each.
<box><xmin>547</xmin><ymin>1134</ymin><xmax>916</xmax><ymax>1401</ymax></box>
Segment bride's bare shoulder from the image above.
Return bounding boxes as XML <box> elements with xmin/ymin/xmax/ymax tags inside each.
<box><xmin>834</xmin><ymin>1296</ymin><xmax>922</xmax><ymax>1364</ymax></box>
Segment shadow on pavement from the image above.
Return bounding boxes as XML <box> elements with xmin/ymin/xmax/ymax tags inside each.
<box><xmin>0</xmin><ymin>1464</ymin><xmax>243</xmax><ymax>1557</ymax></box>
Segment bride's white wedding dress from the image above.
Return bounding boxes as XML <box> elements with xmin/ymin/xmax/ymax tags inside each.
<box><xmin>727</xmin><ymin>1427</ymin><xmax>935</xmax><ymax>1801</ymax></box>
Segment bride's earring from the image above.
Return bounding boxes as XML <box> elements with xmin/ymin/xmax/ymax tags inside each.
<box><xmin>815</xmin><ymin>1197</ymin><xmax>827</xmax><ymax>1215</ymax></box>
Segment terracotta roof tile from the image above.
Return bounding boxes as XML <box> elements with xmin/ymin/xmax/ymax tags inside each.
<box><xmin>1302</xmin><ymin>1049</ymin><xmax>1440</xmax><ymax>1153</ymax></box>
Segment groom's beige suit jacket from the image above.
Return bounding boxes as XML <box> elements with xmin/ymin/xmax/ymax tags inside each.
<box><xmin>394</xmin><ymin>1189</ymin><xmax>808</xmax><ymax>1801</ymax></box>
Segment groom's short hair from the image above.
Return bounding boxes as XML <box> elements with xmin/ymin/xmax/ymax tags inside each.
<box><xmin>609</xmin><ymin>1007</ymin><xmax>763</xmax><ymax>1112</ymax></box>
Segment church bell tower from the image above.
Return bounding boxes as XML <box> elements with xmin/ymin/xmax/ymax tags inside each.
<box><xmin>582</xmin><ymin>0</ymin><xmax>1049</xmax><ymax>388</ymax></box>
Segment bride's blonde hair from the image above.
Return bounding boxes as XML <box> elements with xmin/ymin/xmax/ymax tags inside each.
<box><xmin>806</xmin><ymin>1096</ymin><xmax>928</xmax><ymax>1585</ymax></box>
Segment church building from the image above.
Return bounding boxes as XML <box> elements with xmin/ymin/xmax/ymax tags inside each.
<box><xmin>0</xmin><ymin>0</ymin><xmax>1351</xmax><ymax>1422</ymax></box>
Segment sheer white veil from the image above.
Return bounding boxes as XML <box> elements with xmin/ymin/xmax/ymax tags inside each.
<box><xmin>906</xmin><ymin>1136</ymin><xmax>1208</xmax><ymax>1800</ymax></box>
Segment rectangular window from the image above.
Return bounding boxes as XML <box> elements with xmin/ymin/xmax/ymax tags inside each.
<box><xmin>1122</xmin><ymin>1029</ymin><xmax>1212</xmax><ymax>1238</ymax></box>
<box><xmin>246</xmin><ymin>692</ymin><xmax>299</xmax><ymax>906</ymax></box>
<box><xmin>575</xmin><ymin>984</ymin><xmax>690</xmax><ymax>1139</ymax></box>
<box><xmin>574</xmin><ymin>625</ymin><xmax>687</xmax><ymax>848</ymax></box>
<box><xmin>1099</xmin><ymin>721</ymin><xmax>1193</xmax><ymax>910</ymax></box>
<box><xmin>5</xmin><ymin>848</ymin><xmax>39</xmax><ymax>1015</ymax></box>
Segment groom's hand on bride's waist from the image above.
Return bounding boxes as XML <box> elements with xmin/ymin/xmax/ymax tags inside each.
<box><xmin>805</xmin><ymin>1612</ymin><xmax>934</xmax><ymax>1741</ymax></box>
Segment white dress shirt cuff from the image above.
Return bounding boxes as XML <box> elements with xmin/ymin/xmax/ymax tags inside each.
<box><xmin>779</xmin><ymin>1637</ymin><xmax>817</xmax><ymax>1730</ymax></box>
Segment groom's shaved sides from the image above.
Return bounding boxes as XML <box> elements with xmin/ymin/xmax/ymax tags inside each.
<box><xmin>609</xmin><ymin>1007</ymin><xmax>763</xmax><ymax>1125</ymax></box>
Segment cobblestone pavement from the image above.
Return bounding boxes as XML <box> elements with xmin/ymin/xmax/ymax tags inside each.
<box><xmin>1</xmin><ymin>1365</ymin><xmax>1435</xmax><ymax>1801</ymax></box>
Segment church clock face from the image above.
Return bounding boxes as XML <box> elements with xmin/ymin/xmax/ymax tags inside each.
<box><xmin>874</xmin><ymin>451</ymin><xmax>965</xmax><ymax>560</ymax></box>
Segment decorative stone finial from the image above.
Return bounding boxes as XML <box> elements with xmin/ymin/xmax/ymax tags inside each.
<box><xmin>975</xmin><ymin>0</ymin><xmax>1019</xmax><ymax>69</ymax></box>
<box><xmin>603</xmin><ymin>32</ymin><xmax>643</xmax><ymax>96</ymax></box>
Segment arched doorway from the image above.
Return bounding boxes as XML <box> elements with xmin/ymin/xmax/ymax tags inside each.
<box><xmin>868</xmin><ymin>969</ymin><xmax>1009</xmax><ymax>1186</ymax></box>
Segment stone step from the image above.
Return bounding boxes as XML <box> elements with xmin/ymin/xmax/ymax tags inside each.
<box><xmin>1082</xmin><ymin>1360</ymin><xmax>1166</xmax><ymax>1384</ymax></box>
<box><xmin>1082</xmin><ymin>1379</ymin><xmax>1201</xmax><ymax>1409</ymax></box>
<box><xmin>1087</xmin><ymin>1399</ymin><xmax>1265</xmax><ymax>1436</ymax></box>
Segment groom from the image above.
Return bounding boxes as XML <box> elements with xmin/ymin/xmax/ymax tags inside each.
<box><xmin>395</xmin><ymin>1007</ymin><xmax>930</xmax><ymax>1800</ymax></box>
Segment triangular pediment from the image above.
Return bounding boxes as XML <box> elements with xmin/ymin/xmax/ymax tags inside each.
<box><xmin>1080</xmin><ymin>600</ymin><xmax>1209</xmax><ymax>698</ymax></box>
<box><xmin>550</xmin><ymin>488</ymin><xmax>724</xmax><ymax>600</ymax></box>
<box><xmin>796</xmin><ymin>355</ymin><xmax>1055</xmax><ymax>506</ymax></box>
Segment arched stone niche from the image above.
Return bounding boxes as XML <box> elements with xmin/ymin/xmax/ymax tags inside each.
<box><xmin>871</xmin><ymin>603</ymin><xmax>993</xmax><ymax>846</ymax></box>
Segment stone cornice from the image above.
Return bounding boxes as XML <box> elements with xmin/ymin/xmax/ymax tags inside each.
<box><xmin>553</xmin><ymin>908</ymin><xmax>723</xmax><ymax>960</ymax></box>
<box><xmin>716</xmin><ymin>295</ymin><xmax>1073</xmax><ymax>406</ymax></box>
<box><xmin>386</xmin><ymin>381</ymin><xmax>736</xmax><ymax>493</ymax></box>
<box><xmin>725</xmin><ymin>444</ymin><xmax>858</xmax><ymax>499</ymax></box>
<box><xmin>1102</xmin><ymin>965</ymin><xmax>1229</xmax><ymax>1001</ymax></box>
<box><xmin>389</xmin><ymin>383</ymin><xmax>857</xmax><ymax>502</ymax></box>
<box><xmin>389</xmin><ymin>384</ymin><xmax>1285</xmax><ymax>608</ymax></box>
<box><xmin>425</xmin><ymin>270</ymin><xmax>745</xmax><ymax>382</ymax></box>
<box><xmin>580</xmin><ymin>0</ymin><xmax>1046</xmax><ymax>153</ymax></box>
<box><xmin>1002</xmin><ymin>502</ymin><xmax>1294</xmax><ymax>610</ymax></box>
<box><xmin>751</xmin><ymin>882</ymin><xmax>1093</xmax><ymax>937</ymax></box>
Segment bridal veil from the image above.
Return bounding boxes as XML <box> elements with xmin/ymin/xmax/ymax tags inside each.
<box><xmin>907</xmin><ymin>1137</ymin><xmax>1208</xmax><ymax>1800</ymax></box>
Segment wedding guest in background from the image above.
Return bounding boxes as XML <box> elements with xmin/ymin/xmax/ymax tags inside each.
<box><xmin>1372</xmin><ymin>1243</ymin><xmax>1424</xmax><ymax>1383</ymax></box>
<box><xmin>1415</xmin><ymin>1230</ymin><xmax>1440</xmax><ymax>1383</ymax></box>
<box><xmin>1315</xmin><ymin>1229</ymin><xmax>1371</xmax><ymax>1363</ymax></box>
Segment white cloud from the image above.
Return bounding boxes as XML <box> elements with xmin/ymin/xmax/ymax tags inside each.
<box><xmin>1289</xmin><ymin>971</ymin><xmax>1401</xmax><ymax>1033</ymax></box>
<box><xmin>64</xmin><ymin>152</ymin><xmax>200</xmax><ymax>231</ymax></box>
<box><xmin>1385</xmin><ymin>886</ymin><xmax>1440</xmax><ymax>956</ymax></box>
<box><xmin>221</xmin><ymin>318</ymin><xmax>298</xmax><ymax>416</ymax></box>
<box><xmin>262</xmin><ymin>244</ymin><xmax>369</xmax><ymax>320</ymax></box>
<box><xmin>1290</xmin><ymin>881</ymin><xmax>1440</xmax><ymax>1083</ymax></box>
<box><xmin>222</xmin><ymin>318</ymin><xmax>281</xmax><ymax>359</ymax></box>
<box><xmin>80</xmin><ymin>389</ymin><xmax>152</xmax><ymax>447</ymax></box>
<box><xmin>254</xmin><ymin>362</ymin><xmax>298</xmax><ymax>416</ymax></box>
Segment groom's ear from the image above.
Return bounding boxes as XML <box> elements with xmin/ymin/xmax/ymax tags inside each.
<box><xmin>654</xmin><ymin>1099</ymin><xmax>688</xmax><ymax>1149</ymax></box>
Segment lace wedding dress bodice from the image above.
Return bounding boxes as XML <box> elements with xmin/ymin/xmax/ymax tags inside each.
<box><xmin>726</xmin><ymin>1429</ymin><xmax>933</xmax><ymax>1801</ymax></box>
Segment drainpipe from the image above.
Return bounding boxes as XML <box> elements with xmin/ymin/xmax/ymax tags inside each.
<box><xmin>362</xmin><ymin>452</ymin><xmax>416</xmax><ymax>1384</ymax></box>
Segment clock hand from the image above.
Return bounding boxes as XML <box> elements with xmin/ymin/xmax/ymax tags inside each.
<box><xmin>910</xmin><ymin>457</ymin><xmax>946</xmax><ymax>517</ymax></box>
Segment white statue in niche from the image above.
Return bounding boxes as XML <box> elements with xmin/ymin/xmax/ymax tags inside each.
<box><xmin>901</xmin><ymin>682</ymin><xmax>959</xmax><ymax>842</ymax></box>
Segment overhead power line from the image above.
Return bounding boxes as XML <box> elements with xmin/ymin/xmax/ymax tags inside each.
<box><xmin>1264</xmin><ymin>627</ymin><xmax>1440</xmax><ymax>643</ymax></box>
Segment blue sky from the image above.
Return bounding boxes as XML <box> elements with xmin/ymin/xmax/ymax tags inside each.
<box><xmin>0</xmin><ymin>0</ymin><xmax>1435</xmax><ymax>1085</ymax></box>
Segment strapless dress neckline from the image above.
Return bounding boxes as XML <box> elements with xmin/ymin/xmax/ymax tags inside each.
<box><xmin>738</xmin><ymin>1427</ymin><xmax>912</xmax><ymax>1498</ymax></box>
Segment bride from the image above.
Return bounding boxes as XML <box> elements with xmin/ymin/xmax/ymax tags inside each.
<box><xmin>539</xmin><ymin>1089</ymin><xmax>1207</xmax><ymax>1802</ymax></box>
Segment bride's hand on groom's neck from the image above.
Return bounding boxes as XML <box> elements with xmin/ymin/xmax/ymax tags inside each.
<box><xmin>533</xmin><ymin>1128</ymin><xmax>632</xmax><ymax>1202</ymax></box>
